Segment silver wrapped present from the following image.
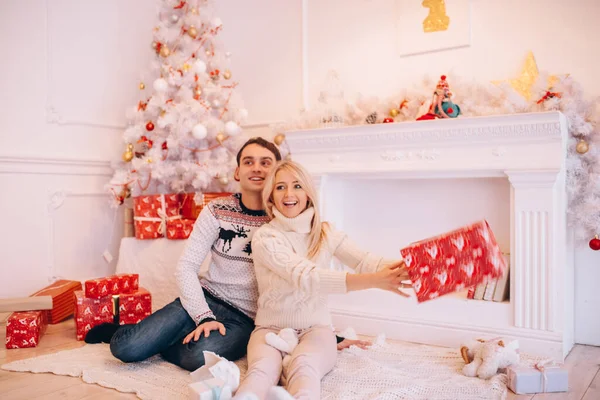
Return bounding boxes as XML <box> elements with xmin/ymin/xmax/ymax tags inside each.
<box><xmin>507</xmin><ymin>360</ymin><xmax>568</xmax><ymax>394</ymax></box>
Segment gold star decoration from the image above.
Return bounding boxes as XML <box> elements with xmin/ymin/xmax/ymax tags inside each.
<box><xmin>494</xmin><ymin>51</ymin><xmax>564</xmax><ymax>101</ymax></box>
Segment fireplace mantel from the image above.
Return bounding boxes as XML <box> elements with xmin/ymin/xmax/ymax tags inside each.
<box><xmin>285</xmin><ymin>111</ymin><xmax>574</xmax><ymax>361</ymax></box>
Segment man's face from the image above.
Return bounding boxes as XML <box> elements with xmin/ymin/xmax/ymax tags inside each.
<box><xmin>234</xmin><ymin>144</ymin><xmax>277</xmax><ymax>193</ymax></box>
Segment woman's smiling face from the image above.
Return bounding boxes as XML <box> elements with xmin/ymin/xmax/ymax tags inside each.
<box><xmin>272</xmin><ymin>169</ymin><xmax>309</xmax><ymax>218</ymax></box>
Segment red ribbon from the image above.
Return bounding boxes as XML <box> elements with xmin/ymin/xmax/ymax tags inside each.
<box><xmin>537</xmin><ymin>91</ymin><xmax>562</xmax><ymax>104</ymax></box>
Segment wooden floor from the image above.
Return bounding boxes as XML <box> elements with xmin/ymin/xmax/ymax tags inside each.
<box><xmin>0</xmin><ymin>314</ymin><xmax>599</xmax><ymax>399</ymax></box>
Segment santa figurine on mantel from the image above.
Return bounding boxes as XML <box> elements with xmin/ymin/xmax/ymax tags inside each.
<box><xmin>417</xmin><ymin>75</ymin><xmax>461</xmax><ymax>120</ymax></box>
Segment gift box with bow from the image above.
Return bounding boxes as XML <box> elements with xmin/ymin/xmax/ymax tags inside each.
<box><xmin>507</xmin><ymin>360</ymin><xmax>568</xmax><ymax>394</ymax></box>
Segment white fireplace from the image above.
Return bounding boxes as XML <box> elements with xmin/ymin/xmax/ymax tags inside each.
<box><xmin>284</xmin><ymin>111</ymin><xmax>574</xmax><ymax>361</ymax></box>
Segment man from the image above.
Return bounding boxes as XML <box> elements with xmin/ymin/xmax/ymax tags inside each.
<box><xmin>86</xmin><ymin>137</ymin><xmax>281</xmax><ymax>371</ymax></box>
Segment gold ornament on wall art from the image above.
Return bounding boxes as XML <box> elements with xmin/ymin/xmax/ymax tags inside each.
<box><xmin>422</xmin><ymin>0</ymin><xmax>450</xmax><ymax>33</ymax></box>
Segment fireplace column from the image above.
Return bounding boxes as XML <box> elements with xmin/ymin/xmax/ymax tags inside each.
<box><xmin>506</xmin><ymin>169</ymin><xmax>566</xmax><ymax>332</ymax></box>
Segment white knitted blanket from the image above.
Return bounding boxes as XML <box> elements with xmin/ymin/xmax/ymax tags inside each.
<box><xmin>2</xmin><ymin>337</ymin><xmax>511</xmax><ymax>400</ymax></box>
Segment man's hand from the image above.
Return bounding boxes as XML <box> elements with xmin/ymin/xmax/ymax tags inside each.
<box><xmin>183</xmin><ymin>320</ymin><xmax>226</xmax><ymax>344</ymax></box>
<box><xmin>337</xmin><ymin>338</ymin><xmax>371</xmax><ymax>350</ymax></box>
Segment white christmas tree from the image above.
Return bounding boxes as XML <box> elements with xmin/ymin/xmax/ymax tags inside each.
<box><xmin>107</xmin><ymin>0</ymin><xmax>248</xmax><ymax>206</ymax></box>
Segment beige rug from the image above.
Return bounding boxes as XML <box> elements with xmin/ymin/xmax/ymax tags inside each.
<box><xmin>2</xmin><ymin>338</ymin><xmax>511</xmax><ymax>400</ymax></box>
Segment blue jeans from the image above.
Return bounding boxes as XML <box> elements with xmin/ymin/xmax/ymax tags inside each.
<box><xmin>110</xmin><ymin>291</ymin><xmax>254</xmax><ymax>371</ymax></box>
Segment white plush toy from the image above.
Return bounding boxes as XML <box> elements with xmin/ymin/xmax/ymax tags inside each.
<box><xmin>265</xmin><ymin>328</ymin><xmax>299</xmax><ymax>371</ymax></box>
<box><xmin>461</xmin><ymin>338</ymin><xmax>520</xmax><ymax>379</ymax></box>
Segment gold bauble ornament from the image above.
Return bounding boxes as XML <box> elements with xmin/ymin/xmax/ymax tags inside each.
<box><xmin>147</xmin><ymin>158</ymin><xmax>153</xmax><ymax>164</ymax></box>
<box><xmin>576</xmin><ymin>140</ymin><xmax>589</xmax><ymax>154</ymax></box>
<box><xmin>216</xmin><ymin>133</ymin><xmax>226</xmax><ymax>144</ymax></box>
<box><xmin>122</xmin><ymin>144</ymin><xmax>134</xmax><ymax>162</ymax></box>
<box><xmin>160</xmin><ymin>45</ymin><xmax>171</xmax><ymax>57</ymax></box>
<box><xmin>120</xmin><ymin>187</ymin><xmax>131</xmax><ymax>199</ymax></box>
<box><xmin>187</xmin><ymin>26</ymin><xmax>197</xmax><ymax>38</ymax></box>
<box><xmin>182</xmin><ymin>63</ymin><xmax>191</xmax><ymax>72</ymax></box>
<box><xmin>191</xmin><ymin>8</ymin><xmax>198</xmax><ymax>14</ymax></box>
<box><xmin>139</xmin><ymin>82</ymin><xmax>145</xmax><ymax>90</ymax></box>
<box><xmin>389</xmin><ymin>108</ymin><xmax>399</xmax><ymax>117</ymax></box>
<box><xmin>206</xmin><ymin>50</ymin><xmax>212</xmax><ymax>57</ymax></box>
<box><xmin>223</xmin><ymin>70</ymin><xmax>232</xmax><ymax>80</ymax></box>
<box><xmin>194</xmin><ymin>86</ymin><xmax>202</xmax><ymax>96</ymax></box>
<box><xmin>218</xmin><ymin>176</ymin><xmax>229</xmax><ymax>185</ymax></box>
<box><xmin>274</xmin><ymin>133</ymin><xmax>285</xmax><ymax>145</ymax></box>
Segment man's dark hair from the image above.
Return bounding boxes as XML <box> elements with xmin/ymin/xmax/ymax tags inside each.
<box><xmin>236</xmin><ymin>137</ymin><xmax>282</xmax><ymax>166</ymax></box>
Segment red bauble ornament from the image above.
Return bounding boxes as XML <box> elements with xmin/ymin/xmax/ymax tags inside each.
<box><xmin>146</xmin><ymin>122</ymin><xmax>155</xmax><ymax>131</ymax></box>
<box><xmin>162</xmin><ymin>142</ymin><xmax>168</xmax><ymax>150</ymax></box>
<box><xmin>383</xmin><ymin>118</ymin><xmax>394</xmax><ymax>123</ymax></box>
<box><xmin>589</xmin><ymin>235</ymin><xmax>600</xmax><ymax>251</ymax></box>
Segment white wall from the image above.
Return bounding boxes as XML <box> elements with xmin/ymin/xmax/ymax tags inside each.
<box><xmin>1</xmin><ymin>0</ymin><xmax>598</xmax><ymax>344</ymax></box>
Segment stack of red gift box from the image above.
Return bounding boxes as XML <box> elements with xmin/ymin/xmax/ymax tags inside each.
<box><xmin>75</xmin><ymin>273</ymin><xmax>152</xmax><ymax>341</ymax></box>
<box><xmin>132</xmin><ymin>192</ymin><xmax>231</xmax><ymax>240</ymax></box>
<box><xmin>5</xmin><ymin>279</ymin><xmax>82</xmax><ymax>349</ymax></box>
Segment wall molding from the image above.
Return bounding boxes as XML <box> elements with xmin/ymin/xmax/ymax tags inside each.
<box><xmin>46</xmin><ymin>190</ymin><xmax>115</xmax><ymax>282</ymax></box>
<box><xmin>0</xmin><ymin>155</ymin><xmax>113</xmax><ymax>176</ymax></box>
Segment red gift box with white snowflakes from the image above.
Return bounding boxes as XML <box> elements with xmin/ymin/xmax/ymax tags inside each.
<box><xmin>400</xmin><ymin>220</ymin><xmax>507</xmax><ymax>303</ymax></box>
<box><xmin>166</xmin><ymin>219</ymin><xmax>195</xmax><ymax>240</ymax></box>
<box><xmin>118</xmin><ymin>288</ymin><xmax>152</xmax><ymax>325</ymax></box>
<box><xmin>74</xmin><ymin>290</ymin><xmax>115</xmax><ymax>341</ymax></box>
<box><xmin>133</xmin><ymin>194</ymin><xmax>181</xmax><ymax>239</ymax></box>
<box><xmin>5</xmin><ymin>310</ymin><xmax>48</xmax><ymax>349</ymax></box>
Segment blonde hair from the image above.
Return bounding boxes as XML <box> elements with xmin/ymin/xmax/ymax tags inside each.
<box><xmin>262</xmin><ymin>160</ymin><xmax>327</xmax><ymax>259</ymax></box>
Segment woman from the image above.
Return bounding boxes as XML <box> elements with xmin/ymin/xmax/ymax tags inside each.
<box><xmin>235</xmin><ymin>160</ymin><xmax>412</xmax><ymax>399</ymax></box>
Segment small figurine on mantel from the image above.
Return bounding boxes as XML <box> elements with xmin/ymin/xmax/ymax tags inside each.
<box><xmin>417</xmin><ymin>75</ymin><xmax>461</xmax><ymax>120</ymax></box>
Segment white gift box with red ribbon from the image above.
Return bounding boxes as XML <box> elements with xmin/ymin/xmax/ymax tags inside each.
<box><xmin>507</xmin><ymin>359</ymin><xmax>568</xmax><ymax>394</ymax></box>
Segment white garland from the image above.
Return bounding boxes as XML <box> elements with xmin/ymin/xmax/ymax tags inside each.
<box><xmin>273</xmin><ymin>74</ymin><xmax>600</xmax><ymax>245</ymax></box>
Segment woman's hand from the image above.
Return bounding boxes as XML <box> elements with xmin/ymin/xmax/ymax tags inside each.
<box><xmin>371</xmin><ymin>263</ymin><xmax>412</xmax><ymax>296</ymax></box>
<box><xmin>183</xmin><ymin>320</ymin><xmax>226</xmax><ymax>344</ymax></box>
<box><xmin>346</xmin><ymin>262</ymin><xmax>412</xmax><ymax>297</ymax></box>
<box><xmin>337</xmin><ymin>338</ymin><xmax>371</xmax><ymax>350</ymax></box>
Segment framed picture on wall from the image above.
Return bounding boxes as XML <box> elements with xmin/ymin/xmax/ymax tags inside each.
<box><xmin>396</xmin><ymin>0</ymin><xmax>471</xmax><ymax>57</ymax></box>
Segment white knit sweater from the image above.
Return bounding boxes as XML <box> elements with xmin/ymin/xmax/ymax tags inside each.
<box><xmin>251</xmin><ymin>207</ymin><xmax>388</xmax><ymax>330</ymax></box>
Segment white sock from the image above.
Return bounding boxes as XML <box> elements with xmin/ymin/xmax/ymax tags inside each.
<box><xmin>267</xmin><ymin>386</ymin><xmax>295</xmax><ymax>400</ymax></box>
